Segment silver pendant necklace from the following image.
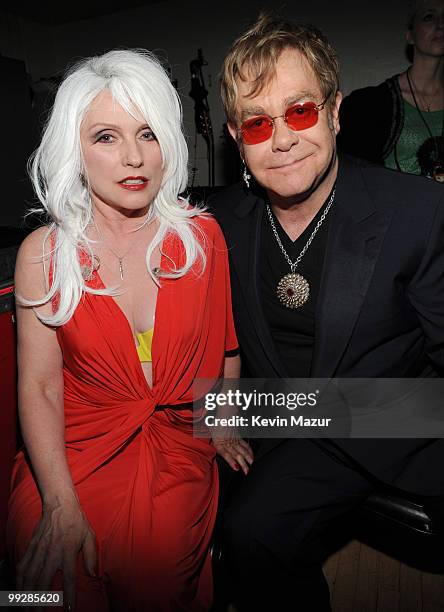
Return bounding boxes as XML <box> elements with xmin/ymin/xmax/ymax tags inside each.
<box><xmin>99</xmin><ymin>241</ymin><xmax>137</xmax><ymax>280</ymax></box>
<box><xmin>94</xmin><ymin>220</ymin><xmax>149</xmax><ymax>280</ymax></box>
<box><xmin>106</xmin><ymin>246</ymin><xmax>131</xmax><ymax>280</ymax></box>
<box><xmin>266</xmin><ymin>188</ymin><xmax>335</xmax><ymax>309</ymax></box>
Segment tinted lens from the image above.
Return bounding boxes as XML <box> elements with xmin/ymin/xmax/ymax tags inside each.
<box><xmin>240</xmin><ymin>115</ymin><xmax>273</xmax><ymax>145</ymax></box>
<box><xmin>240</xmin><ymin>102</ymin><xmax>321</xmax><ymax>145</ymax></box>
<box><xmin>285</xmin><ymin>102</ymin><xmax>319</xmax><ymax>131</ymax></box>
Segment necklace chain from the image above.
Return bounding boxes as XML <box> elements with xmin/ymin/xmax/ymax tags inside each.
<box><xmin>407</xmin><ymin>68</ymin><xmax>442</xmax><ymax>112</ymax></box>
<box><xmin>266</xmin><ymin>188</ymin><xmax>335</xmax><ymax>273</ymax></box>
<box><xmin>406</xmin><ymin>69</ymin><xmax>443</xmax><ymax>142</ymax></box>
<box><xmin>105</xmin><ymin>242</ymin><xmax>134</xmax><ymax>262</ymax></box>
<box><xmin>94</xmin><ymin>220</ymin><xmax>149</xmax><ymax>280</ymax></box>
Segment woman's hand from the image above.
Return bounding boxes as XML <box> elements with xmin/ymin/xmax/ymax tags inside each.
<box><xmin>216</xmin><ymin>356</ymin><xmax>253</xmax><ymax>473</ymax></box>
<box><xmin>16</xmin><ymin>497</ymin><xmax>97</xmax><ymax>611</ymax></box>
<box><xmin>213</xmin><ymin>436</ymin><xmax>254</xmax><ymax>475</ymax></box>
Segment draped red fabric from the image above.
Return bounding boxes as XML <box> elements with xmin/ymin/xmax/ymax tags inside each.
<box><xmin>7</xmin><ymin>215</ymin><xmax>238</xmax><ymax>611</ymax></box>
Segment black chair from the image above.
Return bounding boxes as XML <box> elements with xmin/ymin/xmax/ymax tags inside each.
<box><xmin>354</xmin><ymin>489</ymin><xmax>444</xmax><ymax>573</ymax></box>
<box><xmin>361</xmin><ymin>492</ymin><xmax>436</xmax><ymax>535</ymax></box>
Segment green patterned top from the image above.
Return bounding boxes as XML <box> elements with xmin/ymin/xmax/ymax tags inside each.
<box><xmin>384</xmin><ymin>101</ymin><xmax>443</xmax><ymax>175</ymax></box>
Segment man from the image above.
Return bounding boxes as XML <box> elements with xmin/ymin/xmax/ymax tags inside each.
<box><xmin>210</xmin><ymin>13</ymin><xmax>444</xmax><ymax>612</ymax></box>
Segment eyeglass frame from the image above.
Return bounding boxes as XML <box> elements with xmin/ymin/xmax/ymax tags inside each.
<box><xmin>236</xmin><ymin>97</ymin><xmax>329</xmax><ymax>145</ymax></box>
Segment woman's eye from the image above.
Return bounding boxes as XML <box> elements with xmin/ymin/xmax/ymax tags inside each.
<box><xmin>423</xmin><ymin>13</ymin><xmax>434</xmax><ymax>21</ymax></box>
<box><xmin>141</xmin><ymin>130</ymin><xmax>157</xmax><ymax>141</ymax></box>
<box><xmin>96</xmin><ymin>134</ymin><xmax>114</xmax><ymax>143</ymax></box>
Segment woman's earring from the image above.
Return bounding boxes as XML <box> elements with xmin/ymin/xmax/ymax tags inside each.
<box><xmin>242</xmin><ymin>161</ymin><xmax>251</xmax><ymax>189</ymax></box>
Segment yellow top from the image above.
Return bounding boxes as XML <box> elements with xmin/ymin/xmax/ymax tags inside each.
<box><xmin>136</xmin><ymin>328</ymin><xmax>154</xmax><ymax>362</ymax></box>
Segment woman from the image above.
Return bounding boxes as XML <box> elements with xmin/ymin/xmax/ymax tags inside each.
<box><xmin>339</xmin><ymin>0</ymin><xmax>444</xmax><ymax>180</ymax></box>
<box><xmin>7</xmin><ymin>49</ymin><xmax>253</xmax><ymax>611</ymax></box>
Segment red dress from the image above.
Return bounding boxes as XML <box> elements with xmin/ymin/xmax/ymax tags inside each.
<box><xmin>7</xmin><ymin>215</ymin><xmax>238</xmax><ymax>611</ymax></box>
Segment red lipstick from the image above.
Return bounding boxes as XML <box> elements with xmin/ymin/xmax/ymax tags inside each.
<box><xmin>118</xmin><ymin>176</ymin><xmax>149</xmax><ymax>191</ymax></box>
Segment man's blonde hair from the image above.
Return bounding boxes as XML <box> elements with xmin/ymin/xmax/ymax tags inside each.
<box><xmin>221</xmin><ymin>13</ymin><xmax>340</xmax><ymax>125</ymax></box>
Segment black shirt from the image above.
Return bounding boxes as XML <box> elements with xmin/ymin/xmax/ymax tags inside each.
<box><xmin>260</xmin><ymin>193</ymin><xmax>332</xmax><ymax>377</ymax></box>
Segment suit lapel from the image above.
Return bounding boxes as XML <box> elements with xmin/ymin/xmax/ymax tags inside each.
<box><xmin>311</xmin><ymin>158</ymin><xmax>393</xmax><ymax>377</ymax></box>
<box><xmin>229</xmin><ymin>191</ymin><xmax>287</xmax><ymax>376</ymax></box>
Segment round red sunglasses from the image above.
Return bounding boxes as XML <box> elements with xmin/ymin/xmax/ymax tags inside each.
<box><xmin>238</xmin><ymin>99</ymin><xmax>327</xmax><ymax>145</ymax></box>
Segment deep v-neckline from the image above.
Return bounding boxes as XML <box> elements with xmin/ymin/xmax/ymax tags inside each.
<box><xmin>92</xmin><ymin>244</ymin><xmax>168</xmax><ymax>397</ymax></box>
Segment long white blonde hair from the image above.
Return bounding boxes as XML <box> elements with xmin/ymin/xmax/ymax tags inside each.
<box><xmin>21</xmin><ymin>48</ymin><xmax>206</xmax><ymax>326</ymax></box>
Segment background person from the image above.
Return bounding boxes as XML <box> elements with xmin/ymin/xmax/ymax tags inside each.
<box><xmin>339</xmin><ymin>0</ymin><xmax>444</xmax><ymax>180</ymax></box>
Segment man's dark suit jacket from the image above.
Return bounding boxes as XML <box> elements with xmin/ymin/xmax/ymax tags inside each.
<box><xmin>210</xmin><ymin>155</ymin><xmax>444</xmax><ymax>497</ymax></box>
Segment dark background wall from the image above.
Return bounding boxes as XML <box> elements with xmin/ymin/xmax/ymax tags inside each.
<box><xmin>1</xmin><ymin>0</ymin><xmax>412</xmax><ymax>227</ymax></box>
